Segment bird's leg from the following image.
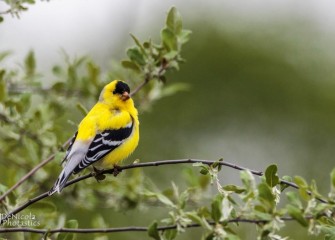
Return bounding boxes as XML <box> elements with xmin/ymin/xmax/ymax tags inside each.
<box><xmin>92</xmin><ymin>166</ymin><xmax>106</xmax><ymax>181</ymax></box>
<box><xmin>112</xmin><ymin>165</ymin><xmax>122</xmax><ymax>177</ymax></box>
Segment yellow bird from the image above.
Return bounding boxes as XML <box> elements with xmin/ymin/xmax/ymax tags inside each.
<box><xmin>49</xmin><ymin>80</ymin><xmax>139</xmax><ymax>195</ymax></box>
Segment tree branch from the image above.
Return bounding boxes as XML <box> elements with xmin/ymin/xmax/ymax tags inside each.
<box><xmin>0</xmin><ymin>138</ymin><xmax>72</xmax><ymax>202</ymax></box>
<box><xmin>0</xmin><ymin>217</ymin><xmax>297</xmax><ymax>235</ymax></box>
<box><xmin>129</xmin><ymin>59</ymin><xmax>169</xmax><ymax>97</ymax></box>
<box><xmin>0</xmin><ymin>159</ymin><xmax>327</xmax><ymax>225</ymax></box>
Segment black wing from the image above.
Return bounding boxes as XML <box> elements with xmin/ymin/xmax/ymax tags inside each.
<box><xmin>73</xmin><ymin>121</ymin><xmax>133</xmax><ymax>173</ymax></box>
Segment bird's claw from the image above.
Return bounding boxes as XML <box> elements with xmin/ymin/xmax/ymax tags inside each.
<box><xmin>93</xmin><ymin>166</ymin><xmax>106</xmax><ymax>182</ymax></box>
<box><xmin>112</xmin><ymin>165</ymin><xmax>122</xmax><ymax>177</ymax></box>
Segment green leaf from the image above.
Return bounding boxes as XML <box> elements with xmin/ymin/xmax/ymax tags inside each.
<box><xmin>130</xmin><ymin>33</ymin><xmax>146</xmax><ymax>55</ymax></box>
<box><xmin>258</xmin><ymin>182</ymin><xmax>275</xmax><ymax>210</ymax></box>
<box><xmin>211</xmin><ymin>195</ymin><xmax>223</xmax><ymax>222</ymax></box>
<box><xmin>0</xmin><ymin>70</ymin><xmax>6</xmax><ymax>101</ymax></box>
<box><xmin>240</xmin><ymin>170</ymin><xmax>255</xmax><ymax>189</ymax></box>
<box><xmin>294</xmin><ymin>176</ymin><xmax>310</xmax><ymax>200</ymax></box>
<box><xmin>200</xmin><ymin>168</ymin><xmax>209</xmax><ymax>175</ymax></box>
<box><xmin>148</xmin><ymin>221</ymin><xmax>161</xmax><ymax>240</ymax></box>
<box><xmin>223</xmin><ymin>185</ymin><xmax>245</xmax><ymax>194</ymax></box>
<box><xmin>286</xmin><ymin>191</ymin><xmax>303</xmax><ymax>209</ymax></box>
<box><xmin>24</xmin><ymin>50</ymin><xmax>36</xmax><ymax>78</ymax></box>
<box><xmin>51</xmin><ymin>82</ymin><xmax>66</xmax><ymax>92</ymax></box>
<box><xmin>121</xmin><ymin>60</ymin><xmax>141</xmax><ymax>72</ymax></box>
<box><xmin>166</xmin><ymin>7</ymin><xmax>182</xmax><ymax>35</ymax></box>
<box><xmin>186</xmin><ymin>212</ymin><xmax>212</xmax><ymax>231</ymax></box>
<box><xmin>331</xmin><ymin>169</ymin><xmax>335</xmax><ymax>189</ymax></box>
<box><xmin>286</xmin><ymin>205</ymin><xmax>308</xmax><ymax>227</ymax></box>
<box><xmin>126</xmin><ymin>47</ymin><xmax>146</xmax><ymax>66</ymax></box>
<box><xmin>265</xmin><ymin>164</ymin><xmax>279</xmax><ymax>187</ymax></box>
<box><xmin>52</xmin><ymin>65</ymin><xmax>62</xmax><ymax>75</ymax></box>
<box><xmin>294</xmin><ymin>176</ymin><xmax>308</xmax><ymax>188</ymax></box>
<box><xmin>179</xmin><ymin>29</ymin><xmax>192</xmax><ymax>44</ymax></box>
<box><xmin>0</xmin><ymin>16</ymin><xmax>3</xmax><ymax>23</ymax></box>
<box><xmin>164</xmin><ymin>228</ymin><xmax>177</xmax><ymax>240</ymax></box>
<box><xmin>143</xmin><ymin>190</ymin><xmax>175</xmax><ymax>208</ymax></box>
<box><xmin>86</xmin><ymin>61</ymin><xmax>100</xmax><ymax>86</ymax></box>
<box><xmin>76</xmin><ymin>103</ymin><xmax>88</xmax><ymax>116</ymax></box>
<box><xmin>161</xmin><ymin>28</ymin><xmax>177</xmax><ymax>51</ymax></box>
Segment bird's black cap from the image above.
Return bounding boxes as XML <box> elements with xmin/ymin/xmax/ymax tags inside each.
<box><xmin>113</xmin><ymin>81</ymin><xmax>130</xmax><ymax>95</ymax></box>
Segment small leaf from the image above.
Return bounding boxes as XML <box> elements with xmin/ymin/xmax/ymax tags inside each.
<box><xmin>161</xmin><ymin>28</ymin><xmax>177</xmax><ymax>51</ymax></box>
<box><xmin>148</xmin><ymin>221</ymin><xmax>161</xmax><ymax>240</ymax></box>
<box><xmin>179</xmin><ymin>29</ymin><xmax>192</xmax><ymax>44</ymax></box>
<box><xmin>223</xmin><ymin>185</ymin><xmax>245</xmax><ymax>194</ymax></box>
<box><xmin>330</xmin><ymin>169</ymin><xmax>335</xmax><ymax>189</ymax></box>
<box><xmin>164</xmin><ymin>228</ymin><xmax>177</xmax><ymax>240</ymax></box>
<box><xmin>126</xmin><ymin>47</ymin><xmax>146</xmax><ymax>66</ymax></box>
<box><xmin>121</xmin><ymin>60</ymin><xmax>141</xmax><ymax>72</ymax></box>
<box><xmin>258</xmin><ymin>182</ymin><xmax>275</xmax><ymax>210</ymax></box>
<box><xmin>286</xmin><ymin>191</ymin><xmax>303</xmax><ymax>209</ymax></box>
<box><xmin>52</xmin><ymin>65</ymin><xmax>62</xmax><ymax>75</ymax></box>
<box><xmin>0</xmin><ymin>16</ymin><xmax>3</xmax><ymax>23</ymax></box>
<box><xmin>200</xmin><ymin>168</ymin><xmax>209</xmax><ymax>175</ymax></box>
<box><xmin>265</xmin><ymin>164</ymin><xmax>279</xmax><ymax>187</ymax></box>
<box><xmin>286</xmin><ymin>205</ymin><xmax>308</xmax><ymax>227</ymax></box>
<box><xmin>86</xmin><ymin>61</ymin><xmax>100</xmax><ymax>86</ymax></box>
<box><xmin>294</xmin><ymin>176</ymin><xmax>308</xmax><ymax>188</ymax></box>
<box><xmin>130</xmin><ymin>34</ymin><xmax>146</xmax><ymax>55</ymax></box>
<box><xmin>24</xmin><ymin>50</ymin><xmax>36</xmax><ymax>78</ymax></box>
<box><xmin>0</xmin><ymin>70</ymin><xmax>6</xmax><ymax>101</ymax></box>
<box><xmin>166</xmin><ymin>7</ymin><xmax>182</xmax><ymax>35</ymax></box>
<box><xmin>76</xmin><ymin>103</ymin><xmax>88</xmax><ymax>116</ymax></box>
<box><xmin>51</xmin><ymin>82</ymin><xmax>66</xmax><ymax>92</ymax></box>
<box><xmin>211</xmin><ymin>195</ymin><xmax>223</xmax><ymax>222</ymax></box>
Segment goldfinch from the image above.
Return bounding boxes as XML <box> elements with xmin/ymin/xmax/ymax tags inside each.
<box><xmin>49</xmin><ymin>80</ymin><xmax>139</xmax><ymax>195</ymax></box>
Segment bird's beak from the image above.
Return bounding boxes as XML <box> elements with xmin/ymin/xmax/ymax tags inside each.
<box><xmin>121</xmin><ymin>91</ymin><xmax>130</xmax><ymax>101</ymax></box>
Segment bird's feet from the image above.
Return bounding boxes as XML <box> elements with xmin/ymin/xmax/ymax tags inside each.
<box><xmin>112</xmin><ymin>165</ymin><xmax>122</xmax><ymax>177</ymax></box>
<box><xmin>92</xmin><ymin>166</ymin><xmax>106</xmax><ymax>182</ymax></box>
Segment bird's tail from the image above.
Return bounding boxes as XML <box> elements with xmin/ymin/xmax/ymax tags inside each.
<box><xmin>48</xmin><ymin>169</ymin><xmax>71</xmax><ymax>196</ymax></box>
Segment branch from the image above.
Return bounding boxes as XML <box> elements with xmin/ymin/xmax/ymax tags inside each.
<box><xmin>0</xmin><ymin>217</ymin><xmax>297</xmax><ymax>235</ymax></box>
<box><xmin>0</xmin><ymin>138</ymin><xmax>72</xmax><ymax>202</ymax></box>
<box><xmin>0</xmin><ymin>159</ymin><xmax>327</xmax><ymax>225</ymax></box>
<box><xmin>129</xmin><ymin>59</ymin><xmax>169</xmax><ymax>97</ymax></box>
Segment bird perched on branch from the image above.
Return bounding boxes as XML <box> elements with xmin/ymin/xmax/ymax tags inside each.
<box><xmin>49</xmin><ymin>80</ymin><xmax>139</xmax><ymax>195</ymax></box>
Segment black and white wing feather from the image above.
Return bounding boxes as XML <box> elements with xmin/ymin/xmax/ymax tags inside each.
<box><xmin>73</xmin><ymin>121</ymin><xmax>133</xmax><ymax>173</ymax></box>
<box><xmin>49</xmin><ymin>120</ymin><xmax>134</xmax><ymax>195</ymax></box>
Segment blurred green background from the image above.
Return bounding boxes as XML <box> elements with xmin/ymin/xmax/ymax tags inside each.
<box><xmin>2</xmin><ymin>1</ymin><xmax>335</xmax><ymax>239</ymax></box>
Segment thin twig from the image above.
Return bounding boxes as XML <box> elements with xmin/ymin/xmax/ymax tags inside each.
<box><xmin>0</xmin><ymin>159</ymin><xmax>327</xmax><ymax>225</ymax></box>
<box><xmin>0</xmin><ymin>217</ymin><xmax>297</xmax><ymax>235</ymax></box>
<box><xmin>0</xmin><ymin>138</ymin><xmax>72</xmax><ymax>202</ymax></box>
<box><xmin>130</xmin><ymin>78</ymin><xmax>149</xmax><ymax>97</ymax></box>
<box><xmin>129</xmin><ymin>58</ymin><xmax>169</xmax><ymax>97</ymax></box>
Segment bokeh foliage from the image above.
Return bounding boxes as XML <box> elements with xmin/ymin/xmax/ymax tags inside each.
<box><xmin>2</xmin><ymin>3</ymin><xmax>335</xmax><ymax>240</ymax></box>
